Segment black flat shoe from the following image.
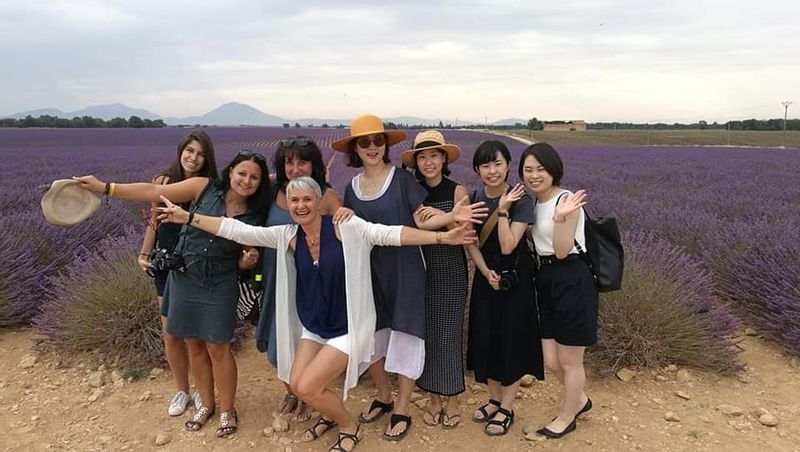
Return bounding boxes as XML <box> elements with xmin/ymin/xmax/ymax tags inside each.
<box><xmin>577</xmin><ymin>397</ymin><xmax>593</xmax><ymax>417</ymax></box>
<box><xmin>536</xmin><ymin>417</ymin><xmax>577</xmax><ymax>439</ymax></box>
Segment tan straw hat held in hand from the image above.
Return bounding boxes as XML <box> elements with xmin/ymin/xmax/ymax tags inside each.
<box><xmin>41</xmin><ymin>179</ymin><xmax>101</xmax><ymax>226</ymax></box>
<box><xmin>331</xmin><ymin>114</ymin><xmax>407</xmax><ymax>152</ymax></box>
<box><xmin>399</xmin><ymin>129</ymin><xmax>461</xmax><ymax>169</ymax></box>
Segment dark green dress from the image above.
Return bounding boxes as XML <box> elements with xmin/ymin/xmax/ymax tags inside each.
<box><xmin>162</xmin><ymin>181</ymin><xmax>262</xmax><ymax>343</ymax></box>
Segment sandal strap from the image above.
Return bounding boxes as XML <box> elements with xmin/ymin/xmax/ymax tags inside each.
<box><xmin>475</xmin><ymin>399</ymin><xmax>501</xmax><ymax>420</ymax></box>
<box><xmin>368</xmin><ymin>399</ymin><xmax>393</xmax><ymax>412</ymax></box>
<box><xmin>389</xmin><ymin>413</ymin><xmax>411</xmax><ymax>429</ymax></box>
<box><xmin>329</xmin><ymin>425</ymin><xmax>360</xmax><ymax>452</ymax></box>
<box><xmin>307</xmin><ymin>417</ymin><xmax>337</xmax><ymax>440</ymax></box>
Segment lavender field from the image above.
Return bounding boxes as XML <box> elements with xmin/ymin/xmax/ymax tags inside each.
<box><xmin>1</xmin><ymin>127</ymin><xmax>798</xmax><ymax>371</ymax></box>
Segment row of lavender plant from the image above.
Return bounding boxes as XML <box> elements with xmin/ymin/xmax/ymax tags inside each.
<box><xmin>2</xmin><ymin>127</ymin><xmax>795</xmax><ymax>370</ymax></box>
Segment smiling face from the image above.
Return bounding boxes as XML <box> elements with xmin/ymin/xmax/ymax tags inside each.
<box><xmin>476</xmin><ymin>150</ymin><xmax>509</xmax><ymax>188</ymax></box>
<box><xmin>415</xmin><ymin>148</ymin><xmax>445</xmax><ymax>180</ymax></box>
<box><xmin>286</xmin><ymin>188</ymin><xmax>321</xmax><ymax>226</ymax></box>
<box><xmin>521</xmin><ymin>154</ymin><xmax>555</xmax><ymax>194</ymax></box>
<box><xmin>228</xmin><ymin>160</ymin><xmax>262</xmax><ymax>198</ymax></box>
<box><xmin>355</xmin><ymin>133</ymin><xmax>386</xmax><ymax>167</ymax></box>
<box><xmin>180</xmin><ymin>140</ymin><xmax>206</xmax><ymax>177</ymax></box>
<box><xmin>284</xmin><ymin>154</ymin><xmax>313</xmax><ymax>180</ymax></box>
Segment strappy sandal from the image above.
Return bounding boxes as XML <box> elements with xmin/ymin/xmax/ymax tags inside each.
<box><xmin>422</xmin><ymin>409</ymin><xmax>443</xmax><ymax>426</ymax></box>
<box><xmin>358</xmin><ymin>399</ymin><xmax>393</xmax><ymax>423</ymax></box>
<box><xmin>472</xmin><ymin>399</ymin><xmax>501</xmax><ymax>423</ymax></box>
<box><xmin>329</xmin><ymin>424</ymin><xmax>360</xmax><ymax>452</ymax></box>
<box><xmin>185</xmin><ymin>405</ymin><xmax>215</xmax><ymax>431</ymax></box>
<box><xmin>484</xmin><ymin>408</ymin><xmax>514</xmax><ymax>436</ymax></box>
<box><xmin>383</xmin><ymin>414</ymin><xmax>411</xmax><ymax>441</ymax></box>
<box><xmin>278</xmin><ymin>393</ymin><xmax>298</xmax><ymax>416</ymax></box>
<box><xmin>215</xmin><ymin>410</ymin><xmax>238</xmax><ymax>437</ymax></box>
<box><xmin>442</xmin><ymin>411</ymin><xmax>462</xmax><ymax>429</ymax></box>
<box><xmin>303</xmin><ymin>416</ymin><xmax>337</xmax><ymax>442</ymax></box>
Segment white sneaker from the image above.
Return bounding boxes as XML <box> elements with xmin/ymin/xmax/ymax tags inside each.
<box><xmin>192</xmin><ymin>390</ymin><xmax>202</xmax><ymax>411</ymax></box>
<box><xmin>168</xmin><ymin>390</ymin><xmax>191</xmax><ymax>416</ymax></box>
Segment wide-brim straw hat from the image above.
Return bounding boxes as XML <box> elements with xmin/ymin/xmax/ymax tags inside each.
<box><xmin>331</xmin><ymin>114</ymin><xmax>407</xmax><ymax>152</ymax></box>
<box><xmin>41</xmin><ymin>179</ymin><xmax>101</xmax><ymax>226</ymax></box>
<box><xmin>399</xmin><ymin>130</ymin><xmax>461</xmax><ymax>169</ymax></box>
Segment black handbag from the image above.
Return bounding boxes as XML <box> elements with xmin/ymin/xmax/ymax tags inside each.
<box><xmin>574</xmin><ymin>207</ymin><xmax>624</xmax><ymax>292</ymax></box>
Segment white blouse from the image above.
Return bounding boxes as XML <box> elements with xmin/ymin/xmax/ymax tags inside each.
<box><xmin>532</xmin><ymin>189</ymin><xmax>586</xmax><ymax>256</ymax></box>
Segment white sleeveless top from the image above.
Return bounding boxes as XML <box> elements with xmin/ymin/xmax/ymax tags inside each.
<box><xmin>531</xmin><ymin>189</ymin><xmax>586</xmax><ymax>256</ymax></box>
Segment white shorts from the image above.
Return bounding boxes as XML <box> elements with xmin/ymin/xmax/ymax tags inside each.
<box><xmin>300</xmin><ymin>328</ymin><xmax>350</xmax><ymax>356</ymax></box>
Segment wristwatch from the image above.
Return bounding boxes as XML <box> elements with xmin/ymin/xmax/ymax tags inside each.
<box><xmin>498</xmin><ymin>211</ymin><xmax>509</xmax><ymax>218</ymax></box>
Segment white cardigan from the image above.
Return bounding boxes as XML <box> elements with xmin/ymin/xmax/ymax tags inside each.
<box><xmin>217</xmin><ymin>216</ymin><xmax>403</xmax><ymax>400</ymax></box>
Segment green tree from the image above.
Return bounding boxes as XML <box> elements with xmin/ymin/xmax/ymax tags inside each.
<box><xmin>527</xmin><ymin>117</ymin><xmax>543</xmax><ymax>130</ymax></box>
<box><xmin>129</xmin><ymin>116</ymin><xmax>144</xmax><ymax>128</ymax></box>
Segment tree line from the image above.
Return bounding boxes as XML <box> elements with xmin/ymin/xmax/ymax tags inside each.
<box><xmin>0</xmin><ymin>115</ymin><xmax>167</xmax><ymax>128</ymax></box>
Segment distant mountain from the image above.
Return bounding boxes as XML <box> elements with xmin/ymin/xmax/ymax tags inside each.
<box><xmin>166</xmin><ymin>102</ymin><xmax>284</xmax><ymax>126</ymax></box>
<box><xmin>5</xmin><ymin>103</ymin><xmax>161</xmax><ymax>120</ymax></box>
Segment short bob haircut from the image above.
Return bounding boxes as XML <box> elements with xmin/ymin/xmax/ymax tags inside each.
<box><xmin>518</xmin><ymin>142</ymin><xmax>564</xmax><ymax>186</ymax></box>
<box><xmin>410</xmin><ymin>148</ymin><xmax>452</xmax><ymax>181</ymax></box>
<box><xmin>472</xmin><ymin>140</ymin><xmax>512</xmax><ymax>181</ymax></box>
<box><xmin>286</xmin><ymin>176</ymin><xmax>322</xmax><ymax>200</ymax></box>
<box><xmin>345</xmin><ymin>133</ymin><xmax>392</xmax><ymax>168</ymax></box>
<box><xmin>274</xmin><ymin>137</ymin><xmax>330</xmax><ymax>190</ymax></box>
<box><xmin>217</xmin><ymin>150</ymin><xmax>272</xmax><ymax>218</ymax></box>
<box><xmin>159</xmin><ymin>130</ymin><xmax>219</xmax><ymax>183</ymax></box>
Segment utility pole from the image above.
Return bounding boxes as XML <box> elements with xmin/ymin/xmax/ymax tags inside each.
<box><xmin>781</xmin><ymin>101</ymin><xmax>792</xmax><ymax>148</ymax></box>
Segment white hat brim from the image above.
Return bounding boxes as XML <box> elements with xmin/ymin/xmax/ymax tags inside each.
<box><xmin>41</xmin><ymin>179</ymin><xmax>101</xmax><ymax>226</ymax></box>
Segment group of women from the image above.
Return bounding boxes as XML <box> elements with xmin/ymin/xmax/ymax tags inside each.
<box><xmin>74</xmin><ymin>113</ymin><xmax>598</xmax><ymax>451</ymax></box>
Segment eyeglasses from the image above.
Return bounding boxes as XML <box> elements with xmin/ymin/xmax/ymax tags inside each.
<box><xmin>140</xmin><ymin>206</ymin><xmax>159</xmax><ymax>231</ymax></box>
<box><xmin>279</xmin><ymin>137</ymin><xmax>313</xmax><ymax>147</ymax></box>
<box><xmin>356</xmin><ymin>135</ymin><xmax>386</xmax><ymax>149</ymax></box>
<box><xmin>236</xmin><ymin>149</ymin><xmax>267</xmax><ymax>164</ymax></box>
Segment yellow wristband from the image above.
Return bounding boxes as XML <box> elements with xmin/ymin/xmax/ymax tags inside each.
<box><xmin>108</xmin><ymin>182</ymin><xmax>117</xmax><ymax>196</ymax></box>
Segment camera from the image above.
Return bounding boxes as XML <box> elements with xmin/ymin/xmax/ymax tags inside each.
<box><xmin>146</xmin><ymin>248</ymin><xmax>185</xmax><ymax>277</ymax></box>
<box><xmin>497</xmin><ymin>269</ymin><xmax>519</xmax><ymax>292</ymax></box>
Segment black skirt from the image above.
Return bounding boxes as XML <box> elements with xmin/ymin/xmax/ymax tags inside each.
<box><xmin>536</xmin><ymin>255</ymin><xmax>599</xmax><ymax>347</ymax></box>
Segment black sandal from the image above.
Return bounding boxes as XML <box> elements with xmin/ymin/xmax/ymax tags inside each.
<box><xmin>358</xmin><ymin>399</ymin><xmax>394</xmax><ymax>423</ymax></box>
<box><xmin>185</xmin><ymin>405</ymin><xmax>215</xmax><ymax>431</ymax></box>
<box><xmin>472</xmin><ymin>399</ymin><xmax>501</xmax><ymax>423</ymax></box>
<box><xmin>383</xmin><ymin>414</ymin><xmax>411</xmax><ymax>441</ymax></box>
<box><xmin>303</xmin><ymin>416</ymin><xmax>337</xmax><ymax>441</ymax></box>
<box><xmin>484</xmin><ymin>408</ymin><xmax>514</xmax><ymax>436</ymax></box>
<box><xmin>329</xmin><ymin>424</ymin><xmax>360</xmax><ymax>452</ymax></box>
<box><xmin>215</xmin><ymin>410</ymin><xmax>238</xmax><ymax>437</ymax></box>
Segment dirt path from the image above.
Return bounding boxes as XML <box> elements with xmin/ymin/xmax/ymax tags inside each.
<box><xmin>2</xmin><ymin>328</ymin><xmax>799</xmax><ymax>451</ymax></box>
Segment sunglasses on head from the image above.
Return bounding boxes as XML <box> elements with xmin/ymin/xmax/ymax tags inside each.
<box><xmin>356</xmin><ymin>135</ymin><xmax>386</xmax><ymax>149</ymax></box>
<box><xmin>279</xmin><ymin>137</ymin><xmax>313</xmax><ymax>147</ymax></box>
<box><xmin>236</xmin><ymin>149</ymin><xmax>267</xmax><ymax>163</ymax></box>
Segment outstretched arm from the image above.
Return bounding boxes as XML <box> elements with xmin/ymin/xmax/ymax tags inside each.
<box><xmin>157</xmin><ymin>196</ymin><xmax>282</xmax><ymax>248</ymax></box>
<box><xmin>73</xmin><ymin>175</ymin><xmax>208</xmax><ymax>204</ymax></box>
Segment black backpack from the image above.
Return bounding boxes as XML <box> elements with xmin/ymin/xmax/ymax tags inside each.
<box><xmin>574</xmin><ymin>207</ymin><xmax>624</xmax><ymax>292</ymax></box>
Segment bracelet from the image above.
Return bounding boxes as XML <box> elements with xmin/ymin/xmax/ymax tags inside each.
<box><xmin>187</xmin><ymin>212</ymin><xmax>195</xmax><ymax>225</ymax></box>
<box><xmin>498</xmin><ymin>211</ymin><xmax>509</xmax><ymax>218</ymax></box>
<box><xmin>138</xmin><ymin>253</ymin><xmax>149</xmax><ymax>257</ymax></box>
<box><xmin>436</xmin><ymin>232</ymin><xmax>443</xmax><ymax>245</ymax></box>
<box><xmin>552</xmin><ymin>215</ymin><xmax>566</xmax><ymax>224</ymax></box>
<box><xmin>108</xmin><ymin>182</ymin><xmax>117</xmax><ymax>197</ymax></box>
<box><xmin>103</xmin><ymin>183</ymin><xmax>111</xmax><ymax>205</ymax></box>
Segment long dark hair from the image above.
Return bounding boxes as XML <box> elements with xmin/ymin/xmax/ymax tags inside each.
<box><xmin>158</xmin><ymin>130</ymin><xmax>219</xmax><ymax>183</ymax></box>
<box><xmin>274</xmin><ymin>137</ymin><xmax>330</xmax><ymax>191</ymax></box>
<box><xmin>217</xmin><ymin>151</ymin><xmax>272</xmax><ymax>217</ymax></box>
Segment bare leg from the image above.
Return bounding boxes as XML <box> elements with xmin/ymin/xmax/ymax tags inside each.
<box><xmin>385</xmin><ymin>376</ymin><xmax>415</xmax><ymax>436</ymax></box>
<box><xmin>360</xmin><ymin>359</ymin><xmax>393</xmax><ymax>421</ymax></box>
<box><xmin>542</xmin><ymin>339</ymin><xmax>564</xmax><ymax>383</ymax></box>
<box><xmin>484</xmin><ymin>378</ymin><xmax>521</xmax><ymax>435</ymax></box>
<box><xmin>473</xmin><ymin>379</ymin><xmax>503</xmax><ymax>421</ymax></box>
<box><xmin>186</xmin><ymin>338</ymin><xmax>215</xmax><ymax>412</ymax></box>
<box><xmin>423</xmin><ymin>394</ymin><xmax>443</xmax><ymax>425</ymax></box>
<box><xmin>161</xmin><ymin>311</ymin><xmax>190</xmax><ymax>393</ymax></box>
<box><xmin>205</xmin><ymin>342</ymin><xmax>237</xmax><ymax>415</ymax></box>
<box><xmin>543</xmin><ymin>344</ymin><xmax>586</xmax><ymax>432</ymax></box>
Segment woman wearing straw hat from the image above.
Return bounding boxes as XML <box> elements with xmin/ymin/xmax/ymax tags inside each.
<box><xmin>331</xmin><ymin>115</ymin><xmax>482</xmax><ymax>441</ymax></box>
<box><xmin>74</xmin><ymin>151</ymin><xmax>271</xmax><ymax>437</ymax></box>
<box><xmin>155</xmin><ymin>176</ymin><xmax>478</xmax><ymax>452</ymax></box>
<box><xmin>399</xmin><ymin>130</ymin><xmax>487</xmax><ymax>430</ymax></box>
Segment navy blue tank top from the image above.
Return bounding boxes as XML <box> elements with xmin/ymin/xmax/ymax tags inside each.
<box><xmin>294</xmin><ymin>216</ymin><xmax>348</xmax><ymax>338</ymax></box>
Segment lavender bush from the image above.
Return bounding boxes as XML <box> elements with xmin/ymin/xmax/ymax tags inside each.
<box><xmin>35</xmin><ymin>229</ymin><xmax>162</xmax><ymax>367</ymax></box>
<box><xmin>590</xmin><ymin>232</ymin><xmax>740</xmax><ymax>373</ymax></box>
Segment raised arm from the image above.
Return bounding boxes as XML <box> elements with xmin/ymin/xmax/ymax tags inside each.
<box><xmin>552</xmin><ymin>190</ymin><xmax>587</xmax><ymax>259</ymax></box>
<box><xmin>496</xmin><ymin>184</ymin><xmax>529</xmax><ymax>255</ymax></box>
<box><xmin>73</xmin><ymin>175</ymin><xmax>209</xmax><ymax>205</ymax></box>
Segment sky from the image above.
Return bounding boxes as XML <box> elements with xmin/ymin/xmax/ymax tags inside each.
<box><xmin>1</xmin><ymin>0</ymin><xmax>798</xmax><ymax>123</ymax></box>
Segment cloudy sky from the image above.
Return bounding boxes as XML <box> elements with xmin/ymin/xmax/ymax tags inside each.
<box><xmin>1</xmin><ymin>0</ymin><xmax>797</xmax><ymax>123</ymax></box>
